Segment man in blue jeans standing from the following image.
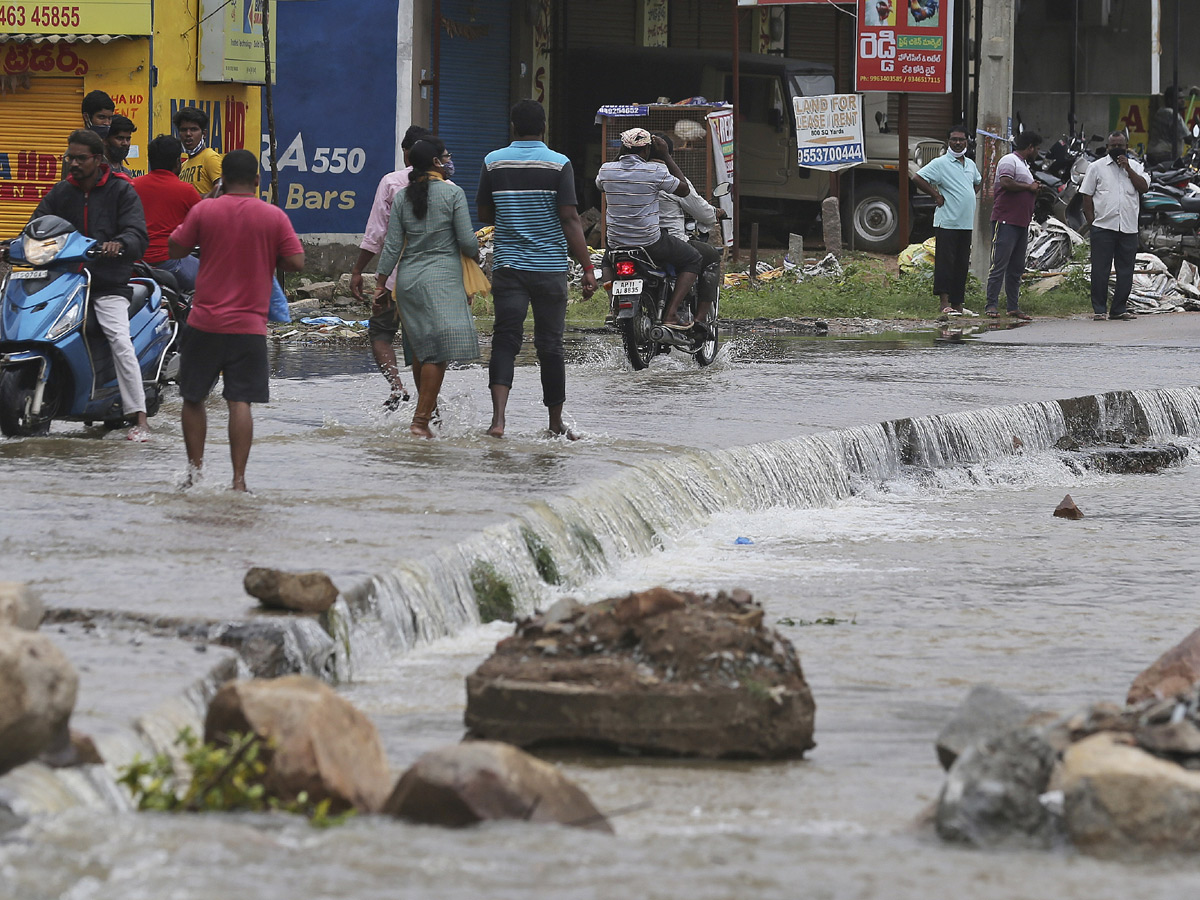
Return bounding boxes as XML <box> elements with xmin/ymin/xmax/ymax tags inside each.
<box><xmin>477</xmin><ymin>100</ymin><xmax>597</xmax><ymax>439</ymax></box>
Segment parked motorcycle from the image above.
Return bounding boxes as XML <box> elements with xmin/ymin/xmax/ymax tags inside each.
<box><xmin>604</xmin><ymin>184</ymin><xmax>728</xmax><ymax>371</ymax></box>
<box><xmin>1139</xmin><ymin>126</ymin><xmax>1200</xmax><ymax>264</ymax></box>
<box><xmin>0</xmin><ymin>215</ymin><xmax>187</xmax><ymax>437</ymax></box>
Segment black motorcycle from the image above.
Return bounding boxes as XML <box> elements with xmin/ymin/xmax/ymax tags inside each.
<box><xmin>606</xmin><ymin>246</ymin><xmax>719</xmax><ymax>370</ymax></box>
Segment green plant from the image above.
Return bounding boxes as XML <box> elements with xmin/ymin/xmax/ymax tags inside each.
<box><xmin>470</xmin><ymin>560</ymin><xmax>516</xmax><ymax>622</ymax></box>
<box><xmin>116</xmin><ymin>727</ymin><xmax>352</xmax><ymax>827</ymax></box>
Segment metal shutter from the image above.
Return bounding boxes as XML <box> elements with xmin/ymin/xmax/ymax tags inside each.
<box><xmin>565</xmin><ymin>0</ymin><xmax>637</xmax><ymax>49</ymax></box>
<box><xmin>887</xmin><ymin>93</ymin><xmax>955</xmax><ymax>141</ymax></box>
<box><xmin>436</xmin><ymin>0</ymin><xmax>512</xmax><ymax>225</ymax></box>
<box><xmin>0</xmin><ymin>75</ymin><xmax>83</xmax><ymax>238</ymax></box>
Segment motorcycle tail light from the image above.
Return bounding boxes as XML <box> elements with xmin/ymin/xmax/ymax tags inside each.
<box><xmin>618</xmin><ymin>300</ymin><xmax>633</xmax><ymax>309</ymax></box>
<box><xmin>615</xmin><ymin>261</ymin><xmax>636</xmax><ymax>277</ymax></box>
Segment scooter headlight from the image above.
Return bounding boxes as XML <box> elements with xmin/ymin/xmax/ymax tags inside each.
<box><xmin>21</xmin><ymin>234</ymin><xmax>68</xmax><ymax>266</ymax></box>
<box><xmin>46</xmin><ymin>300</ymin><xmax>83</xmax><ymax>340</ymax></box>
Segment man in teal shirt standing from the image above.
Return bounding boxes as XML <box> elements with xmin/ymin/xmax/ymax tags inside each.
<box><xmin>913</xmin><ymin>125</ymin><xmax>982</xmax><ymax>316</ymax></box>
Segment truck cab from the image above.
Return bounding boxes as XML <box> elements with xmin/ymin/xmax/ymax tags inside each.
<box><xmin>568</xmin><ymin>47</ymin><xmax>944</xmax><ymax>252</ymax></box>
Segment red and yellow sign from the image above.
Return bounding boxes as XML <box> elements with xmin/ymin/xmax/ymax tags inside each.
<box><xmin>855</xmin><ymin>0</ymin><xmax>952</xmax><ymax>94</ymax></box>
<box><xmin>0</xmin><ymin>0</ymin><xmax>151</xmax><ymax>35</ymax></box>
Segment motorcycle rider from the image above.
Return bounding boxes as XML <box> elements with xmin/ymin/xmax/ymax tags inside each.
<box><xmin>651</xmin><ymin>131</ymin><xmax>724</xmax><ymax>327</ymax></box>
<box><xmin>1147</xmin><ymin>87</ymin><xmax>1191</xmax><ymax>167</ymax></box>
<box><xmin>33</xmin><ymin>129</ymin><xmax>151</xmax><ymax>440</ymax></box>
<box><xmin>596</xmin><ymin>128</ymin><xmax>703</xmax><ymax>328</ymax></box>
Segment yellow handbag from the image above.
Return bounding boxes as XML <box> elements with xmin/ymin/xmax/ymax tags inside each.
<box><xmin>461</xmin><ymin>255</ymin><xmax>491</xmax><ymax>299</ymax></box>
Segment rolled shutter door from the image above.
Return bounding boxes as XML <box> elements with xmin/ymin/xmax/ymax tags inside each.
<box><xmin>0</xmin><ymin>76</ymin><xmax>84</xmax><ymax>238</ymax></box>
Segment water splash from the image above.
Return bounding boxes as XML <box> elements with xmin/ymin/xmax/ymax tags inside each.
<box><xmin>343</xmin><ymin>387</ymin><xmax>1200</xmax><ymax>663</ymax></box>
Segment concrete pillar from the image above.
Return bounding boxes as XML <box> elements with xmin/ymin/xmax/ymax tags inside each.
<box><xmin>970</xmin><ymin>0</ymin><xmax>1016</xmax><ymax>282</ymax></box>
<box><xmin>821</xmin><ymin>197</ymin><xmax>842</xmax><ymax>256</ymax></box>
<box><xmin>395</xmin><ymin>0</ymin><xmax>415</xmax><ymax>170</ymax></box>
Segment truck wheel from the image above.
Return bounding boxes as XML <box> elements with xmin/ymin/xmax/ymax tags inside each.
<box><xmin>846</xmin><ymin>182</ymin><xmax>903</xmax><ymax>253</ymax></box>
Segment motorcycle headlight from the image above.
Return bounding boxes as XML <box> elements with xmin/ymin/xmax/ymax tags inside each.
<box><xmin>22</xmin><ymin>234</ymin><xmax>68</xmax><ymax>266</ymax></box>
<box><xmin>46</xmin><ymin>300</ymin><xmax>83</xmax><ymax>340</ymax></box>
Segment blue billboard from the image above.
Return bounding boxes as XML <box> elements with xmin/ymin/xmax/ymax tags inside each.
<box><xmin>265</xmin><ymin>0</ymin><xmax>397</xmax><ymax>235</ymax></box>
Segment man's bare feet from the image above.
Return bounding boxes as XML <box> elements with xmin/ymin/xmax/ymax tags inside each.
<box><xmin>410</xmin><ymin>421</ymin><xmax>434</xmax><ymax>438</ymax></box>
<box><xmin>549</xmin><ymin>422</ymin><xmax>580</xmax><ymax>441</ymax></box>
<box><xmin>231</xmin><ymin>478</ymin><xmax>252</xmax><ymax>493</ymax></box>
<box><xmin>487</xmin><ymin>419</ymin><xmax>505</xmax><ymax>438</ymax></box>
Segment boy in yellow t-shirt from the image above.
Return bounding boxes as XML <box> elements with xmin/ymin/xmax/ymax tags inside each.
<box><xmin>174</xmin><ymin>106</ymin><xmax>223</xmax><ymax>195</ymax></box>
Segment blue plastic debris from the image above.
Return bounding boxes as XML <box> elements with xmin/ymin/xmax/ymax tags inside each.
<box><xmin>734</xmin><ymin>536</ymin><xmax>754</xmax><ymax>545</ymax></box>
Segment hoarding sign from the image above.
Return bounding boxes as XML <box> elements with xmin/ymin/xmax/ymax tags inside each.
<box><xmin>706</xmin><ymin>108</ymin><xmax>733</xmax><ymax>248</ymax></box>
<box><xmin>0</xmin><ymin>0</ymin><xmax>151</xmax><ymax>35</ymax></box>
<box><xmin>855</xmin><ymin>0</ymin><xmax>952</xmax><ymax>94</ymax></box>
<box><xmin>794</xmin><ymin>93</ymin><xmax>863</xmax><ymax>171</ymax></box>
<box><xmin>198</xmin><ymin>0</ymin><xmax>276</xmax><ymax>84</ymax></box>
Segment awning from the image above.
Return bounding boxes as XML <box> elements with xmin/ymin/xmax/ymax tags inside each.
<box><xmin>0</xmin><ymin>34</ymin><xmax>134</xmax><ymax>44</ymax></box>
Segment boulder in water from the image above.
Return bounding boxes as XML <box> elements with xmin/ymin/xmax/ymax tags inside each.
<box><xmin>383</xmin><ymin>741</ymin><xmax>612</xmax><ymax>832</ymax></box>
<box><xmin>244</xmin><ymin>567</ymin><xmax>339</xmax><ymax>614</ymax></box>
<box><xmin>0</xmin><ymin>629</ymin><xmax>78</xmax><ymax>775</ymax></box>
<box><xmin>464</xmin><ymin>587</ymin><xmax>815</xmax><ymax>759</ymax></box>
<box><xmin>1127</xmin><ymin>626</ymin><xmax>1200</xmax><ymax>705</ymax></box>
<box><xmin>1083</xmin><ymin>444</ymin><xmax>1188</xmax><ymax>475</ymax></box>
<box><xmin>936</xmin><ymin>684</ymin><xmax>1037</xmax><ymax>771</ymax></box>
<box><xmin>1053</xmin><ymin>495</ymin><xmax>1083</xmax><ymax>519</ymax></box>
<box><xmin>1063</xmin><ymin>732</ymin><xmax>1200</xmax><ymax>854</ymax></box>
<box><xmin>204</xmin><ymin>675</ymin><xmax>391</xmax><ymax>813</ymax></box>
<box><xmin>0</xmin><ymin>582</ymin><xmax>43</xmax><ymax>631</ymax></box>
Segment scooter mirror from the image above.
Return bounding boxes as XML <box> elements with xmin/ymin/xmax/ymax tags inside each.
<box><xmin>712</xmin><ymin>181</ymin><xmax>731</xmax><ymax>198</ymax></box>
<box><xmin>1192</xmin><ymin>123</ymin><xmax>1199</xmax><ymax>140</ymax></box>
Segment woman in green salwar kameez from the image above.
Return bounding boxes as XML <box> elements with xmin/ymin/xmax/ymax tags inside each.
<box><xmin>376</xmin><ymin>138</ymin><xmax>481</xmax><ymax>437</ymax></box>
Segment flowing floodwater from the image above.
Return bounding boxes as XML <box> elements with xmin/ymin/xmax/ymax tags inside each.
<box><xmin>5</xmin><ymin>321</ymin><xmax>1200</xmax><ymax>898</ymax></box>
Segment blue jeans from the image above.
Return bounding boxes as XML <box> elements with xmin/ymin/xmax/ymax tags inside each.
<box><xmin>157</xmin><ymin>255</ymin><xmax>199</xmax><ymax>292</ymax></box>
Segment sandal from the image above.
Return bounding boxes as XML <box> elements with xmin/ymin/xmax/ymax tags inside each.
<box><xmin>1010</xmin><ymin>310</ymin><xmax>1034</xmax><ymax>321</ymax></box>
<box><xmin>383</xmin><ymin>390</ymin><xmax>411</xmax><ymax>411</ymax></box>
<box><xmin>1092</xmin><ymin>314</ymin><xmax>1107</xmax><ymax>321</ymax></box>
<box><xmin>940</xmin><ymin>307</ymin><xmax>962</xmax><ymax>317</ymax></box>
<box><xmin>126</xmin><ymin>427</ymin><xmax>150</xmax><ymax>443</ymax></box>
<box><xmin>958</xmin><ymin>307</ymin><xmax>979</xmax><ymax>317</ymax></box>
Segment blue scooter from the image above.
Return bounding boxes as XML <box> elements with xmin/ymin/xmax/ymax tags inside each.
<box><xmin>0</xmin><ymin>215</ymin><xmax>188</xmax><ymax>437</ymax></box>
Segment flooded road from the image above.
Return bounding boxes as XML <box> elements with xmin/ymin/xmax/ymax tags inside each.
<box><xmin>4</xmin><ymin>319</ymin><xmax>1200</xmax><ymax>898</ymax></box>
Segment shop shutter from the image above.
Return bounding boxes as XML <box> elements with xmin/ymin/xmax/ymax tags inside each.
<box><xmin>565</xmin><ymin>0</ymin><xmax>636</xmax><ymax>49</ymax></box>
<box><xmin>436</xmin><ymin>0</ymin><xmax>512</xmax><ymax>225</ymax></box>
<box><xmin>0</xmin><ymin>76</ymin><xmax>83</xmax><ymax>238</ymax></box>
<box><xmin>887</xmin><ymin>93</ymin><xmax>955</xmax><ymax>141</ymax></box>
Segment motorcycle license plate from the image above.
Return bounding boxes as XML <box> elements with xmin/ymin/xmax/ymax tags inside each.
<box><xmin>9</xmin><ymin>270</ymin><xmax>47</xmax><ymax>281</ymax></box>
<box><xmin>611</xmin><ymin>279</ymin><xmax>643</xmax><ymax>296</ymax></box>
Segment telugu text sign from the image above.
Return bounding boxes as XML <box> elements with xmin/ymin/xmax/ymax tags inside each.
<box><xmin>0</xmin><ymin>0</ymin><xmax>151</xmax><ymax>34</ymax></box>
<box><xmin>855</xmin><ymin>0</ymin><xmax>952</xmax><ymax>94</ymax></box>
<box><xmin>794</xmin><ymin>94</ymin><xmax>864</xmax><ymax>171</ymax></box>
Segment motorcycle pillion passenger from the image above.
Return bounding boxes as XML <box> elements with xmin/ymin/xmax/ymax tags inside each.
<box><xmin>173</xmin><ymin>105</ymin><xmax>223</xmax><ymax>195</ymax></box>
<box><xmin>651</xmin><ymin>130</ymin><xmax>725</xmax><ymax>328</ymax></box>
<box><xmin>81</xmin><ymin>89</ymin><xmax>115</xmax><ymax>138</ymax></box>
<box><xmin>31</xmin><ymin>129</ymin><xmax>152</xmax><ymax>441</ymax></box>
<box><xmin>595</xmin><ymin>127</ymin><xmax>704</xmax><ymax>329</ymax></box>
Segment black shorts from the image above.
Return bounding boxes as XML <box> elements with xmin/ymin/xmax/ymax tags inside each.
<box><xmin>178</xmin><ymin>326</ymin><xmax>270</xmax><ymax>404</ymax></box>
<box><xmin>367</xmin><ymin>288</ymin><xmax>400</xmax><ymax>340</ymax></box>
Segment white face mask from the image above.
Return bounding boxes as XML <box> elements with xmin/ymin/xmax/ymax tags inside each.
<box><xmin>950</xmin><ymin>146</ymin><xmax>968</xmax><ymax>158</ymax></box>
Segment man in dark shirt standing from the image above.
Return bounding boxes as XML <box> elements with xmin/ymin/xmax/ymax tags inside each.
<box><xmin>33</xmin><ymin>129</ymin><xmax>150</xmax><ymax>440</ymax></box>
<box><xmin>477</xmin><ymin>100</ymin><xmax>597</xmax><ymax>439</ymax></box>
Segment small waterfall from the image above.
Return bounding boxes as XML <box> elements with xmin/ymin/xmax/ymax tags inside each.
<box><xmin>343</xmin><ymin>387</ymin><xmax>1200</xmax><ymax>665</ymax></box>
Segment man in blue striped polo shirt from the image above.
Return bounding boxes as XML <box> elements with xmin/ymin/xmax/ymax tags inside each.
<box><xmin>477</xmin><ymin>100</ymin><xmax>597</xmax><ymax>440</ymax></box>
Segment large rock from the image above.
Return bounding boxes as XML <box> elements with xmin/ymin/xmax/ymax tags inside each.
<box><xmin>935</xmin><ymin>727</ymin><xmax>1059</xmax><ymax>848</ymax></box>
<box><xmin>297</xmin><ymin>280</ymin><xmax>337</xmax><ymax>302</ymax></box>
<box><xmin>465</xmin><ymin>587</ymin><xmax>815</xmax><ymax>759</ymax></box>
<box><xmin>0</xmin><ymin>629</ymin><xmax>78</xmax><ymax>775</ymax></box>
<box><xmin>1127</xmin><ymin>626</ymin><xmax>1200</xmax><ymax>705</ymax></box>
<box><xmin>936</xmin><ymin>684</ymin><xmax>1036</xmax><ymax>770</ymax></box>
<box><xmin>1063</xmin><ymin>731</ymin><xmax>1200</xmax><ymax>854</ymax></box>
<box><xmin>0</xmin><ymin>583</ymin><xmax>42</xmax><ymax>630</ymax></box>
<box><xmin>244</xmin><ymin>567</ymin><xmax>339</xmax><ymax>614</ymax></box>
<box><xmin>204</xmin><ymin>675</ymin><xmax>391</xmax><ymax>813</ymax></box>
<box><xmin>383</xmin><ymin>741</ymin><xmax>611</xmax><ymax>832</ymax></box>
<box><xmin>336</xmin><ymin>272</ymin><xmax>376</xmax><ymax>296</ymax></box>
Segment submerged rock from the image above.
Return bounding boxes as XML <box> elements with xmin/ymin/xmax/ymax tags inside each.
<box><xmin>383</xmin><ymin>741</ymin><xmax>612</xmax><ymax>832</ymax></box>
<box><xmin>0</xmin><ymin>629</ymin><xmax>78</xmax><ymax>776</ymax></box>
<box><xmin>1053</xmin><ymin>495</ymin><xmax>1083</xmax><ymax>519</ymax></box>
<box><xmin>1082</xmin><ymin>444</ymin><xmax>1187</xmax><ymax>475</ymax></box>
<box><xmin>1063</xmin><ymin>732</ymin><xmax>1200</xmax><ymax>854</ymax></box>
<box><xmin>936</xmin><ymin>684</ymin><xmax>1036</xmax><ymax>771</ymax></box>
<box><xmin>244</xmin><ymin>567</ymin><xmax>339</xmax><ymax>614</ymax></box>
<box><xmin>464</xmin><ymin>587</ymin><xmax>815</xmax><ymax>759</ymax></box>
<box><xmin>204</xmin><ymin>675</ymin><xmax>391</xmax><ymax>813</ymax></box>
<box><xmin>1127</xmin><ymin>626</ymin><xmax>1200</xmax><ymax>705</ymax></box>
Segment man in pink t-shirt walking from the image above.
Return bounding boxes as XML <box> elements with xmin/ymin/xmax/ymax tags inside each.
<box><xmin>168</xmin><ymin>150</ymin><xmax>305</xmax><ymax>492</ymax></box>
